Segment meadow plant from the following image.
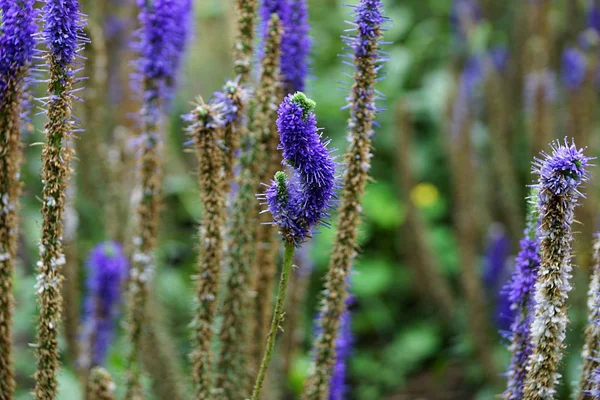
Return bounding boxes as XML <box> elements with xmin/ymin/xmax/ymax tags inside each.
<box><xmin>252</xmin><ymin>91</ymin><xmax>337</xmax><ymax>400</ymax></box>
<box><xmin>80</xmin><ymin>242</ymin><xmax>128</xmax><ymax>369</ymax></box>
<box><xmin>185</xmin><ymin>101</ymin><xmax>226</xmax><ymax>398</ymax></box>
<box><xmin>34</xmin><ymin>1</ymin><xmax>86</xmax><ymax>398</ymax></box>
<box><xmin>124</xmin><ymin>0</ymin><xmax>190</xmax><ymax>396</ymax></box>
<box><xmin>504</xmin><ymin>192</ymin><xmax>541</xmax><ymax>400</ymax></box>
<box><xmin>303</xmin><ymin>1</ymin><xmax>387</xmax><ymax>397</ymax></box>
<box><xmin>0</xmin><ymin>0</ymin><xmax>36</xmax><ymax>396</ymax></box>
<box><xmin>522</xmin><ymin>139</ymin><xmax>590</xmax><ymax>399</ymax></box>
<box><xmin>214</xmin><ymin>13</ymin><xmax>280</xmax><ymax>398</ymax></box>
<box><xmin>254</xmin><ymin>0</ymin><xmax>311</xmax><ymax>365</ymax></box>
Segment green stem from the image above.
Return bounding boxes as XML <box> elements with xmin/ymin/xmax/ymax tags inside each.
<box><xmin>250</xmin><ymin>243</ymin><xmax>295</xmax><ymax>400</ymax></box>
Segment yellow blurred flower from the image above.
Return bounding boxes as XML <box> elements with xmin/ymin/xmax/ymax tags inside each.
<box><xmin>410</xmin><ymin>182</ymin><xmax>439</xmax><ymax>209</ymax></box>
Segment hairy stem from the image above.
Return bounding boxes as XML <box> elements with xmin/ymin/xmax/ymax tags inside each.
<box><xmin>250</xmin><ymin>244</ymin><xmax>295</xmax><ymax>400</ymax></box>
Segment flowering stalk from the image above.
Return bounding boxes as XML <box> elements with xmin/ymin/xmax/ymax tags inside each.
<box><xmin>80</xmin><ymin>242</ymin><xmax>128</xmax><ymax>370</ymax></box>
<box><xmin>254</xmin><ymin>0</ymin><xmax>311</xmax><ymax>369</ymax></box>
<box><xmin>303</xmin><ymin>1</ymin><xmax>386</xmax><ymax>397</ymax></box>
<box><xmin>578</xmin><ymin>235</ymin><xmax>600</xmax><ymax>399</ymax></box>
<box><xmin>329</xmin><ymin>296</ymin><xmax>354</xmax><ymax>400</ymax></box>
<box><xmin>252</xmin><ymin>91</ymin><xmax>336</xmax><ymax>400</ymax></box>
<box><xmin>0</xmin><ymin>0</ymin><xmax>36</xmax><ymax>396</ymax></box>
<box><xmin>281</xmin><ymin>0</ymin><xmax>310</xmax><ymax>94</ymax></box>
<box><xmin>252</xmin><ymin>0</ymin><xmax>288</xmax><ymax>367</ymax></box>
<box><xmin>232</xmin><ymin>0</ymin><xmax>258</xmax><ymax>83</ymax></box>
<box><xmin>504</xmin><ymin>192</ymin><xmax>540</xmax><ymax>400</ymax></box>
<box><xmin>124</xmin><ymin>1</ymin><xmax>190</xmax><ymax>396</ymax></box>
<box><xmin>213</xmin><ymin>15</ymin><xmax>282</xmax><ymax>398</ymax></box>
<box><xmin>185</xmin><ymin>102</ymin><xmax>226</xmax><ymax>398</ymax></box>
<box><xmin>87</xmin><ymin>367</ymin><xmax>117</xmax><ymax>400</ymax></box>
<box><xmin>522</xmin><ymin>139</ymin><xmax>590</xmax><ymax>399</ymax></box>
<box><xmin>34</xmin><ymin>1</ymin><xmax>86</xmax><ymax>398</ymax></box>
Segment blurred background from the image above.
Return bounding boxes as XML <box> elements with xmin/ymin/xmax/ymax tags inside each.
<box><xmin>11</xmin><ymin>0</ymin><xmax>600</xmax><ymax>398</ymax></box>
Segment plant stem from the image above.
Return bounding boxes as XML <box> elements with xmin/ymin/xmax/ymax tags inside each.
<box><xmin>250</xmin><ymin>243</ymin><xmax>295</xmax><ymax>400</ymax></box>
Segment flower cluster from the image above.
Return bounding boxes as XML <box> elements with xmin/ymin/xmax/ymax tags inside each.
<box><xmin>0</xmin><ymin>0</ymin><xmax>37</xmax><ymax>95</ymax></box>
<box><xmin>522</xmin><ymin>139</ymin><xmax>590</xmax><ymax>398</ymax></box>
<box><xmin>134</xmin><ymin>0</ymin><xmax>192</xmax><ymax>108</ymax></box>
<box><xmin>42</xmin><ymin>0</ymin><xmax>85</xmax><ymax>71</ymax></box>
<box><xmin>504</xmin><ymin>194</ymin><xmax>541</xmax><ymax>400</ymax></box>
<box><xmin>82</xmin><ymin>242</ymin><xmax>128</xmax><ymax>367</ymax></box>
<box><xmin>533</xmin><ymin>139</ymin><xmax>590</xmax><ymax>198</ymax></box>
<box><xmin>281</xmin><ymin>0</ymin><xmax>310</xmax><ymax>93</ymax></box>
<box><xmin>561</xmin><ymin>47</ymin><xmax>587</xmax><ymax>91</ymax></box>
<box><xmin>264</xmin><ymin>92</ymin><xmax>336</xmax><ymax>246</ymax></box>
<box><xmin>259</xmin><ymin>0</ymin><xmax>310</xmax><ymax>94</ymax></box>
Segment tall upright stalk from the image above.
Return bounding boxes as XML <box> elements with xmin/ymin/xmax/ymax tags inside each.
<box><xmin>302</xmin><ymin>1</ymin><xmax>386</xmax><ymax>397</ymax></box>
<box><xmin>250</xmin><ymin>244</ymin><xmax>295</xmax><ymax>400</ymax></box>
<box><xmin>124</xmin><ymin>1</ymin><xmax>191</xmax><ymax>396</ymax></box>
<box><xmin>0</xmin><ymin>0</ymin><xmax>37</xmax><ymax>396</ymax></box>
<box><xmin>522</xmin><ymin>140</ymin><xmax>589</xmax><ymax>399</ymax></box>
<box><xmin>34</xmin><ymin>1</ymin><xmax>86</xmax><ymax>398</ymax></box>
<box><xmin>186</xmin><ymin>102</ymin><xmax>226</xmax><ymax>399</ymax></box>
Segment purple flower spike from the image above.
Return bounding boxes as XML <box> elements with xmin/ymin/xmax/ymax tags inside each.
<box><xmin>561</xmin><ymin>47</ymin><xmax>587</xmax><ymax>91</ymax></box>
<box><xmin>504</xmin><ymin>194</ymin><xmax>540</xmax><ymax>400</ymax></box>
<box><xmin>0</xmin><ymin>0</ymin><xmax>37</xmax><ymax>94</ymax></box>
<box><xmin>482</xmin><ymin>225</ymin><xmax>513</xmax><ymax>331</ymax></box>
<box><xmin>533</xmin><ymin>139</ymin><xmax>590</xmax><ymax>197</ymax></box>
<box><xmin>82</xmin><ymin>242</ymin><xmax>128</xmax><ymax>367</ymax></box>
<box><xmin>263</xmin><ymin>92</ymin><xmax>337</xmax><ymax>246</ymax></box>
<box><xmin>522</xmin><ymin>140</ymin><xmax>590</xmax><ymax>398</ymax></box>
<box><xmin>259</xmin><ymin>0</ymin><xmax>290</xmax><ymax>49</ymax></box>
<box><xmin>135</xmin><ymin>0</ymin><xmax>192</xmax><ymax>108</ymax></box>
<box><xmin>42</xmin><ymin>0</ymin><xmax>85</xmax><ymax>71</ymax></box>
<box><xmin>329</xmin><ymin>297</ymin><xmax>354</xmax><ymax>400</ymax></box>
<box><xmin>281</xmin><ymin>0</ymin><xmax>311</xmax><ymax>94</ymax></box>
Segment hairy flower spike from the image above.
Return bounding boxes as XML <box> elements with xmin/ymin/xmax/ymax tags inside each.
<box><xmin>125</xmin><ymin>0</ymin><xmax>191</xmax><ymax>396</ymax></box>
<box><xmin>281</xmin><ymin>0</ymin><xmax>310</xmax><ymax>94</ymax></box>
<box><xmin>133</xmin><ymin>0</ymin><xmax>192</xmax><ymax>110</ymax></box>
<box><xmin>0</xmin><ymin>0</ymin><xmax>37</xmax><ymax>396</ymax></box>
<box><xmin>35</xmin><ymin>1</ymin><xmax>86</xmax><ymax>399</ymax></box>
<box><xmin>214</xmin><ymin>14</ymin><xmax>281</xmax><ymax>399</ymax></box>
<box><xmin>504</xmin><ymin>193</ymin><xmax>541</xmax><ymax>400</ymax></box>
<box><xmin>522</xmin><ymin>139</ymin><xmax>590</xmax><ymax>399</ymax></box>
<box><xmin>186</xmin><ymin>101</ymin><xmax>227</xmax><ymax>399</ymax></box>
<box><xmin>80</xmin><ymin>242</ymin><xmax>128</xmax><ymax>368</ymax></box>
<box><xmin>303</xmin><ymin>1</ymin><xmax>387</xmax><ymax>398</ymax></box>
<box><xmin>263</xmin><ymin>93</ymin><xmax>336</xmax><ymax>247</ymax></box>
<box><xmin>579</xmin><ymin>235</ymin><xmax>600</xmax><ymax>399</ymax></box>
